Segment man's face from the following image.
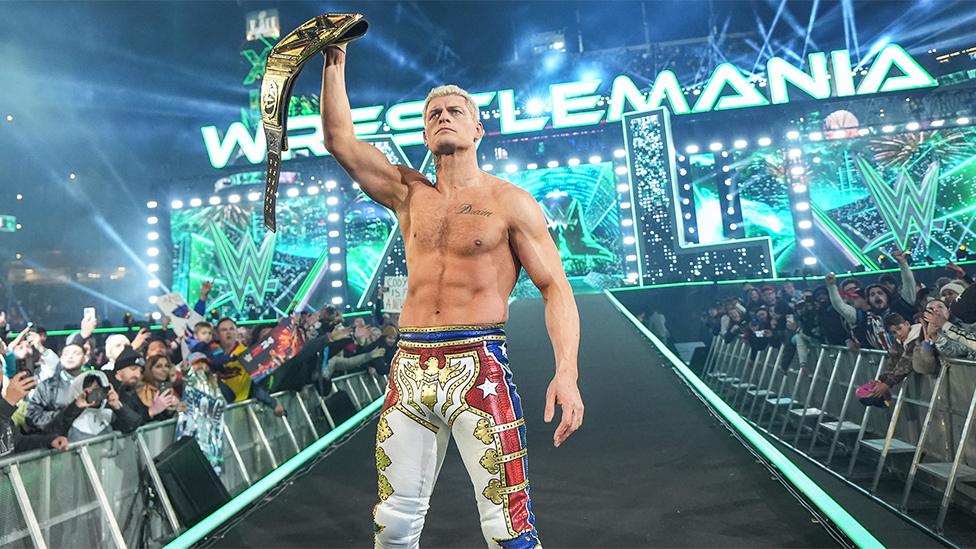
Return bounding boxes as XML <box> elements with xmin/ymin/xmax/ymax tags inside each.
<box><xmin>353</xmin><ymin>318</ymin><xmax>366</xmax><ymax>329</ymax></box>
<box><xmin>146</xmin><ymin>340</ymin><xmax>167</xmax><ymax>358</ymax></box>
<box><xmin>423</xmin><ymin>95</ymin><xmax>483</xmax><ymax>155</ymax></box>
<box><xmin>115</xmin><ymin>366</ymin><xmax>142</xmax><ymax>386</ymax></box>
<box><xmin>761</xmin><ymin>289</ymin><xmax>777</xmax><ymax>305</ymax></box>
<box><xmin>783</xmin><ymin>282</ymin><xmax>795</xmax><ymax>294</ymax></box>
<box><xmin>841</xmin><ymin>281</ymin><xmax>860</xmax><ymax>295</ymax></box>
<box><xmin>868</xmin><ymin>287</ymin><xmax>889</xmax><ymax>310</ymax></box>
<box><xmin>60</xmin><ymin>345</ymin><xmax>85</xmax><ymax>371</ymax></box>
<box><xmin>888</xmin><ymin>321</ymin><xmax>911</xmax><ymax>342</ymax></box>
<box><xmin>217</xmin><ymin>320</ymin><xmax>239</xmax><ymax>348</ymax></box>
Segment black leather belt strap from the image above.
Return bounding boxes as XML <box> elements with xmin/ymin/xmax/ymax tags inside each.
<box><xmin>261</xmin><ymin>13</ymin><xmax>368</xmax><ymax>232</ymax></box>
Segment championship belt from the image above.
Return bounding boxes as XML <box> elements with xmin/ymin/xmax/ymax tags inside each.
<box><xmin>260</xmin><ymin>13</ymin><xmax>368</xmax><ymax>232</ymax></box>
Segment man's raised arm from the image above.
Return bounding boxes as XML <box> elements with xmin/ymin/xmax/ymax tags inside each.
<box><xmin>321</xmin><ymin>46</ymin><xmax>408</xmax><ymax>210</ymax></box>
<box><xmin>508</xmin><ymin>188</ymin><xmax>583</xmax><ymax>447</ymax></box>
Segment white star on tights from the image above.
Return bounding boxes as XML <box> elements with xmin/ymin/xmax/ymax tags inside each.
<box><xmin>477</xmin><ymin>378</ymin><xmax>499</xmax><ymax>398</ymax></box>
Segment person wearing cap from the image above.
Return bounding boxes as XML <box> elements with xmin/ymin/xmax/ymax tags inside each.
<box><xmin>926</xmin><ymin>285</ymin><xmax>976</xmax><ymax>355</ymax></box>
<box><xmin>111</xmin><ymin>346</ymin><xmax>179</xmax><ymax>424</ymax></box>
<box><xmin>940</xmin><ymin>281</ymin><xmax>968</xmax><ymax>307</ymax></box>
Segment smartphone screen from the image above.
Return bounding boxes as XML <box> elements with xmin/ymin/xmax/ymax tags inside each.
<box><xmin>84</xmin><ymin>307</ymin><xmax>96</xmax><ymax>320</ymax></box>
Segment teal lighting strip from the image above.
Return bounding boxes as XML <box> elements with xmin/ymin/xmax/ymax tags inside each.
<box><xmin>603</xmin><ymin>290</ymin><xmax>883</xmax><ymax>548</ymax></box>
<box><xmin>164</xmin><ymin>396</ymin><xmax>384</xmax><ymax>549</ymax></box>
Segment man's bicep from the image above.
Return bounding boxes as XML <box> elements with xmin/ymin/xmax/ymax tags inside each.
<box><xmin>511</xmin><ymin>195</ymin><xmax>565</xmax><ymax>290</ymax></box>
<box><xmin>330</xmin><ymin>138</ymin><xmax>406</xmax><ymax>209</ymax></box>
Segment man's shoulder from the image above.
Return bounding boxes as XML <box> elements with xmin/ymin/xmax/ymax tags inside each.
<box><xmin>485</xmin><ymin>176</ymin><xmax>535</xmax><ymax>209</ymax></box>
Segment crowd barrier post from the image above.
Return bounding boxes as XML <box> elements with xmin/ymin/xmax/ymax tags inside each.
<box><xmin>706</xmin><ymin>338</ymin><xmax>738</xmax><ymax>386</ymax></box>
<box><xmin>747</xmin><ymin>345</ymin><xmax>783</xmax><ymax>418</ymax></box>
<box><xmin>934</xmin><ymin>369</ymin><xmax>976</xmax><ymax>533</ymax></box>
<box><xmin>720</xmin><ymin>342</ymin><xmax>752</xmax><ymax>398</ymax></box>
<box><xmin>135</xmin><ymin>431</ymin><xmax>181</xmax><ymax>532</ymax></box>
<box><xmin>779</xmin><ymin>365</ymin><xmax>809</xmax><ymax>437</ymax></box>
<box><xmin>295</xmin><ymin>389</ymin><xmax>321</xmax><ymax>439</ymax></box>
<box><xmin>809</xmin><ymin>350</ymin><xmax>859</xmax><ymax>454</ymax></box>
<box><xmin>864</xmin><ymin>369</ymin><xmax>940</xmax><ymax>494</ymax></box>
<box><xmin>824</xmin><ymin>353</ymin><xmax>862</xmax><ymax>467</ymax></box>
<box><xmin>79</xmin><ymin>445</ymin><xmax>127</xmax><ymax>548</ymax></box>
<box><xmin>701</xmin><ymin>335</ymin><xmax>720</xmax><ymax>378</ymax></box>
<box><xmin>845</xmin><ymin>354</ymin><xmax>891</xmax><ymax>477</ymax></box>
<box><xmin>731</xmin><ymin>346</ymin><xmax>769</xmax><ymax>409</ymax></box>
<box><xmin>900</xmin><ymin>362</ymin><xmax>951</xmax><ymax>511</ymax></box>
<box><xmin>222</xmin><ymin>425</ymin><xmax>253</xmax><ymax>486</ymax></box>
<box><xmin>278</xmin><ymin>410</ymin><xmax>303</xmax><ymax>456</ymax></box>
<box><xmin>9</xmin><ymin>463</ymin><xmax>47</xmax><ymax>549</ymax></box>
<box><xmin>701</xmin><ymin>336</ymin><xmax>720</xmax><ymax>380</ymax></box>
<box><xmin>790</xmin><ymin>347</ymin><xmax>834</xmax><ymax>445</ymax></box>
<box><xmin>246</xmin><ymin>407</ymin><xmax>279</xmax><ymax>469</ymax></box>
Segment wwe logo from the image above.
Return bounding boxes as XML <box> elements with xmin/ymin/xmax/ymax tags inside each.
<box><xmin>210</xmin><ymin>223</ymin><xmax>278</xmax><ymax>311</ymax></box>
<box><xmin>855</xmin><ymin>157</ymin><xmax>944</xmax><ymax>250</ymax></box>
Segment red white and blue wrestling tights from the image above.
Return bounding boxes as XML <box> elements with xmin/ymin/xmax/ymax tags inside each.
<box><xmin>373</xmin><ymin>324</ymin><xmax>541</xmax><ymax>548</ymax></box>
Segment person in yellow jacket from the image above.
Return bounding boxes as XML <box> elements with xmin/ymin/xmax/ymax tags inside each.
<box><xmin>214</xmin><ymin>318</ymin><xmax>285</xmax><ymax>416</ymax></box>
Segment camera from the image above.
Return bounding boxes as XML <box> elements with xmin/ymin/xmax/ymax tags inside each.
<box><xmin>86</xmin><ymin>386</ymin><xmax>107</xmax><ymax>406</ymax></box>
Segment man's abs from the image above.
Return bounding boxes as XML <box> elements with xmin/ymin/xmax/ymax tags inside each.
<box><xmin>397</xmin><ymin>250</ymin><xmax>517</xmax><ymax>327</ymax></box>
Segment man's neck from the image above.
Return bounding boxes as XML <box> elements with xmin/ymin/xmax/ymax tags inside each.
<box><xmin>433</xmin><ymin>149</ymin><xmax>482</xmax><ymax>191</ymax></box>
<box><xmin>221</xmin><ymin>341</ymin><xmax>237</xmax><ymax>353</ymax></box>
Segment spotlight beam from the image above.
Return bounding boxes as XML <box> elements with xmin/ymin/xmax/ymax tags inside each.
<box><xmin>751</xmin><ymin>0</ymin><xmax>789</xmax><ymax>74</ymax></box>
<box><xmin>800</xmin><ymin>0</ymin><xmax>821</xmax><ymax>61</ymax></box>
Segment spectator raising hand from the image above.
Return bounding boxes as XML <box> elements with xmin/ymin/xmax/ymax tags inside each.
<box><xmin>4</xmin><ymin>372</ymin><xmax>37</xmax><ymax>406</ymax></box>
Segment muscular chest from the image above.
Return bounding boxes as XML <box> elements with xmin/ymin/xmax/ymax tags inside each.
<box><xmin>403</xmin><ymin>190</ymin><xmax>507</xmax><ymax>255</ymax></box>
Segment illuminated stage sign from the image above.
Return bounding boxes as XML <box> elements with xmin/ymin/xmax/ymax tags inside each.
<box><xmin>201</xmin><ymin>44</ymin><xmax>937</xmax><ymax>169</ymax></box>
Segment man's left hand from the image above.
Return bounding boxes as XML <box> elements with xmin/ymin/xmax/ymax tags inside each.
<box><xmin>544</xmin><ymin>373</ymin><xmax>583</xmax><ymax>448</ymax></box>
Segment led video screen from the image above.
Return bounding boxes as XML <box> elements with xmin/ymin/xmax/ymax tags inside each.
<box><xmin>169</xmin><ymin>196</ymin><xmax>330</xmax><ymax>319</ymax></box>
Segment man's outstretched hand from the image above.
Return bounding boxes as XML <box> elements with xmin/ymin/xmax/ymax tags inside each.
<box><xmin>544</xmin><ymin>373</ymin><xmax>583</xmax><ymax>448</ymax></box>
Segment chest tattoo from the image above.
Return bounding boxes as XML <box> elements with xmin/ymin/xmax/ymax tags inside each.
<box><xmin>455</xmin><ymin>203</ymin><xmax>493</xmax><ymax>217</ymax></box>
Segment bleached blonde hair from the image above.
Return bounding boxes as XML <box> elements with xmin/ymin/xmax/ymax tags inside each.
<box><xmin>423</xmin><ymin>84</ymin><xmax>480</xmax><ymax>124</ymax></box>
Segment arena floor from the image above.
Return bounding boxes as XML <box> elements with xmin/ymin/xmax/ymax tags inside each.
<box><xmin>205</xmin><ymin>295</ymin><xmax>940</xmax><ymax>547</ymax></box>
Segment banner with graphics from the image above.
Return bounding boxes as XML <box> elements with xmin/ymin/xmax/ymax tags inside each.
<box><xmin>238</xmin><ymin>317</ymin><xmax>304</xmax><ymax>382</ymax></box>
<box><xmin>175</xmin><ymin>386</ymin><xmax>226</xmax><ymax>475</ymax></box>
<box><xmin>156</xmin><ymin>292</ymin><xmax>206</xmax><ymax>338</ymax></box>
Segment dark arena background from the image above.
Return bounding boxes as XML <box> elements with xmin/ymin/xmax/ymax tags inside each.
<box><xmin>3</xmin><ymin>1</ymin><xmax>976</xmax><ymax>548</ymax></box>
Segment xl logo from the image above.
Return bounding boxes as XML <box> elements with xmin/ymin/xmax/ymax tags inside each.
<box><xmin>856</xmin><ymin>158</ymin><xmax>944</xmax><ymax>251</ymax></box>
<box><xmin>210</xmin><ymin>223</ymin><xmax>280</xmax><ymax>311</ymax></box>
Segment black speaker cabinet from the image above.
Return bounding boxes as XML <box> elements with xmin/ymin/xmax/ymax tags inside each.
<box><xmin>154</xmin><ymin>436</ymin><xmax>231</xmax><ymax>527</ymax></box>
<box><xmin>324</xmin><ymin>389</ymin><xmax>358</xmax><ymax>426</ymax></box>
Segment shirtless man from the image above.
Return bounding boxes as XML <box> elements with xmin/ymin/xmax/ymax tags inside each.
<box><xmin>321</xmin><ymin>44</ymin><xmax>582</xmax><ymax>548</ymax></box>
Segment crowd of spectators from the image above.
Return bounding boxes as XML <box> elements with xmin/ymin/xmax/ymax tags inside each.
<box><xmin>0</xmin><ymin>281</ymin><xmax>400</xmax><ymax>462</ymax></box>
<box><xmin>701</xmin><ymin>254</ymin><xmax>976</xmax><ymax>403</ymax></box>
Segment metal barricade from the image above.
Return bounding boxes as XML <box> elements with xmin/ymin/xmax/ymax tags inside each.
<box><xmin>711</xmin><ymin>337</ymin><xmax>976</xmax><ymax>536</ymax></box>
<box><xmin>900</xmin><ymin>357</ymin><xmax>976</xmax><ymax>533</ymax></box>
<box><xmin>0</xmin><ymin>371</ymin><xmax>385</xmax><ymax>548</ymax></box>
